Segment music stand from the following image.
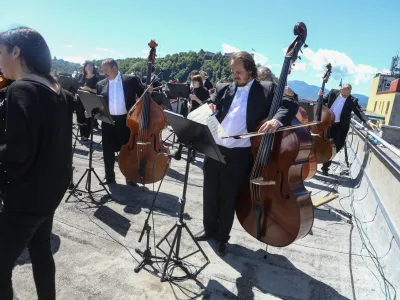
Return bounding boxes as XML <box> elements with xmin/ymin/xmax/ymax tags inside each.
<box><xmin>65</xmin><ymin>91</ymin><xmax>114</xmax><ymax>203</ymax></box>
<box><xmin>156</xmin><ymin>111</ymin><xmax>225</xmax><ymax>282</ymax></box>
<box><xmin>152</xmin><ymin>91</ymin><xmax>173</xmax><ymax>111</ymax></box>
<box><xmin>164</xmin><ymin>83</ymin><xmax>191</xmax><ymax>145</ymax></box>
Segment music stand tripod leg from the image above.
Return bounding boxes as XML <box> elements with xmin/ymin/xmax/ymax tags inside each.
<box><xmin>134</xmin><ymin>159</ymin><xmax>170</xmax><ymax>273</ymax></box>
<box><xmin>156</xmin><ymin>144</ymin><xmax>209</xmax><ymax>282</ymax></box>
<box><xmin>65</xmin><ymin>114</ymin><xmax>113</xmax><ymax>203</ymax></box>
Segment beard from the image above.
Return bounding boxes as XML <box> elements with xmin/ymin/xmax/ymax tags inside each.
<box><xmin>235</xmin><ymin>77</ymin><xmax>252</xmax><ymax>87</ymax></box>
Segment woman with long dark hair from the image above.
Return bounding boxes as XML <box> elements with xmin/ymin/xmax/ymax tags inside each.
<box><xmin>174</xmin><ymin>74</ymin><xmax>210</xmax><ymax>161</ymax></box>
<box><xmin>0</xmin><ymin>26</ymin><xmax>75</xmax><ymax>300</ymax></box>
<box><xmin>76</xmin><ymin>60</ymin><xmax>100</xmax><ymax>139</ymax></box>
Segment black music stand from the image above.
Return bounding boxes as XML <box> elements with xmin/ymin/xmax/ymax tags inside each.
<box><xmin>156</xmin><ymin>111</ymin><xmax>225</xmax><ymax>282</ymax></box>
<box><xmin>65</xmin><ymin>91</ymin><xmax>114</xmax><ymax>203</ymax></box>
<box><xmin>164</xmin><ymin>83</ymin><xmax>191</xmax><ymax>145</ymax></box>
<box><xmin>152</xmin><ymin>91</ymin><xmax>173</xmax><ymax>111</ymax></box>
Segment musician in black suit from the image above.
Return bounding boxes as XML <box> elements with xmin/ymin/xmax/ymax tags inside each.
<box><xmin>96</xmin><ymin>58</ymin><xmax>145</xmax><ymax>185</ymax></box>
<box><xmin>200</xmin><ymin>71</ymin><xmax>213</xmax><ymax>90</ymax></box>
<box><xmin>150</xmin><ymin>65</ymin><xmax>162</xmax><ymax>89</ymax></box>
<box><xmin>174</xmin><ymin>74</ymin><xmax>210</xmax><ymax>161</ymax></box>
<box><xmin>318</xmin><ymin>84</ymin><xmax>377</xmax><ymax>175</ymax></box>
<box><xmin>195</xmin><ymin>51</ymin><xmax>299</xmax><ymax>256</ymax></box>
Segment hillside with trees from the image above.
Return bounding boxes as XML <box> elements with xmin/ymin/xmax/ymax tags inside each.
<box><xmin>51</xmin><ymin>50</ymin><xmax>278</xmax><ymax>84</ymax></box>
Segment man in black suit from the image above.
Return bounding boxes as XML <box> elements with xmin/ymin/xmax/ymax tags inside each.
<box><xmin>318</xmin><ymin>84</ymin><xmax>377</xmax><ymax>175</ymax></box>
<box><xmin>96</xmin><ymin>58</ymin><xmax>145</xmax><ymax>184</ymax></box>
<box><xmin>195</xmin><ymin>51</ymin><xmax>299</xmax><ymax>256</ymax></box>
<box><xmin>200</xmin><ymin>71</ymin><xmax>213</xmax><ymax>90</ymax></box>
<box><xmin>257</xmin><ymin>66</ymin><xmax>274</xmax><ymax>82</ymax></box>
<box><xmin>150</xmin><ymin>66</ymin><xmax>162</xmax><ymax>89</ymax></box>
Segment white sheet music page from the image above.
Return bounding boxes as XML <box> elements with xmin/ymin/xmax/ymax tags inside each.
<box><xmin>187</xmin><ymin>104</ymin><xmax>225</xmax><ymax>141</ymax></box>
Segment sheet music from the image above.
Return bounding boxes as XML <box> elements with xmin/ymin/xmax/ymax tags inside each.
<box><xmin>187</xmin><ymin>104</ymin><xmax>225</xmax><ymax>141</ymax></box>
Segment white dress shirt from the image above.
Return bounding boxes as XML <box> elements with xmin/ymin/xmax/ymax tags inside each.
<box><xmin>215</xmin><ymin>80</ymin><xmax>255</xmax><ymax>148</ymax></box>
<box><xmin>108</xmin><ymin>72</ymin><xmax>127</xmax><ymax>115</ymax></box>
<box><xmin>330</xmin><ymin>94</ymin><xmax>347</xmax><ymax>123</ymax></box>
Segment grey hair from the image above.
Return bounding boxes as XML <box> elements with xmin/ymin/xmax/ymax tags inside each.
<box><xmin>257</xmin><ymin>66</ymin><xmax>273</xmax><ymax>81</ymax></box>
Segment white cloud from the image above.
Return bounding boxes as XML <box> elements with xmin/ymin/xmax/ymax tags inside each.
<box><xmin>291</xmin><ymin>62</ymin><xmax>307</xmax><ymax>72</ymax></box>
<box><xmin>63</xmin><ymin>44</ymin><xmax>73</xmax><ymax>48</ymax></box>
<box><xmin>299</xmin><ymin>48</ymin><xmax>379</xmax><ymax>85</ymax></box>
<box><xmin>381</xmin><ymin>68</ymin><xmax>391</xmax><ymax>75</ymax></box>
<box><xmin>62</xmin><ymin>56</ymin><xmax>87</xmax><ymax>64</ymax></box>
<box><xmin>96</xmin><ymin>47</ymin><xmax>114</xmax><ymax>53</ymax></box>
<box><xmin>61</xmin><ymin>52</ymin><xmax>104</xmax><ymax>64</ymax></box>
<box><xmin>253</xmin><ymin>52</ymin><xmax>269</xmax><ymax>66</ymax></box>
<box><xmin>222</xmin><ymin>43</ymin><xmax>240</xmax><ymax>54</ymax></box>
<box><xmin>221</xmin><ymin>43</ymin><xmax>271</xmax><ymax>68</ymax></box>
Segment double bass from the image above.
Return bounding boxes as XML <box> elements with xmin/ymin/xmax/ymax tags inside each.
<box><xmin>296</xmin><ymin>107</ymin><xmax>317</xmax><ymax>180</ymax></box>
<box><xmin>118</xmin><ymin>40</ymin><xmax>169</xmax><ymax>185</ymax></box>
<box><xmin>236</xmin><ymin>22</ymin><xmax>314</xmax><ymax>247</ymax></box>
<box><xmin>310</xmin><ymin>63</ymin><xmax>336</xmax><ymax>164</ymax></box>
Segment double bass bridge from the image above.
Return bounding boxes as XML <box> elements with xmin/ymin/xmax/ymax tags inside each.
<box><xmin>250</xmin><ymin>177</ymin><xmax>275</xmax><ymax>186</ymax></box>
<box><xmin>136</xmin><ymin>142</ymin><xmax>151</xmax><ymax>145</ymax></box>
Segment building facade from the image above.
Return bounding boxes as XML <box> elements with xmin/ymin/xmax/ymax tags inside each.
<box><xmin>366</xmin><ymin>74</ymin><xmax>400</xmax><ymax>126</ymax></box>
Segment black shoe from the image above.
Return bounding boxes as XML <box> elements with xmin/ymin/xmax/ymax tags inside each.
<box><xmin>216</xmin><ymin>242</ymin><xmax>227</xmax><ymax>257</ymax></box>
<box><xmin>194</xmin><ymin>230</ymin><xmax>214</xmax><ymax>241</ymax></box>
<box><xmin>126</xmin><ymin>180</ymin><xmax>138</xmax><ymax>187</ymax></box>
<box><xmin>322</xmin><ymin>169</ymin><xmax>329</xmax><ymax>176</ymax></box>
<box><xmin>174</xmin><ymin>150</ymin><xmax>182</xmax><ymax>160</ymax></box>
<box><xmin>101</xmin><ymin>178</ymin><xmax>116</xmax><ymax>185</ymax></box>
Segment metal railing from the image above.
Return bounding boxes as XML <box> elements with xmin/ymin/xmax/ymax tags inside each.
<box><xmin>351</xmin><ymin>117</ymin><xmax>400</xmax><ymax>171</ymax></box>
<box><xmin>352</xmin><ymin>119</ymin><xmax>400</xmax><ymax>155</ymax></box>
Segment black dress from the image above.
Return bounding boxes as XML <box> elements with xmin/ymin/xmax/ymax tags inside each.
<box><xmin>174</xmin><ymin>87</ymin><xmax>210</xmax><ymax>160</ymax></box>
<box><xmin>190</xmin><ymin>87</ymin><xmax>210</xmax><ymax>111</ymax></box>
<box><xmin>76</xmin><ymin>75</ymin><xmax>100</xmax><ymax>138</ymax></box>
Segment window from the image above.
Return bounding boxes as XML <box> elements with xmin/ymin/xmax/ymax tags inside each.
<box><xmin>374</xmin><ymin>101</ymin><xmax>377</xmax><ymax>111</ymax></box>
<box><xmin>386</xmin><ymin>102</ymin><xmax>390</xmax><ymax>114</ymax></box>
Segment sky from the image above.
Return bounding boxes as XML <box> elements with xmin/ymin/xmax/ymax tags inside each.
<box><xmin>2</xmin><ymin>0</ymin><xmax>399</xmax><ymax>96</ymax></box>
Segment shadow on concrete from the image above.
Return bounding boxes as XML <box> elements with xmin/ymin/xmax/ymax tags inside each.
<box><xmin>108</xmin><ymin>184</ymin><xmax>191</xmax><ymax>220</ymax></box>
<box><xmin>94</xmin><ymin>205</ymin><xmax>131</xmax><ymax>237</ymax></box>
<box><xmin>204</xmin><ymin>243</ymin><xmax>349</xmax><ymax>300</ymax></box>
<box><xmin>305</xmin><ymin>180</ymin><xmax>338</xmax><ymax>195</ymax></box>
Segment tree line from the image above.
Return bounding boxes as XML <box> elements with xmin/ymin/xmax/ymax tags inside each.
<box><xmin>52</xmin><ymin>49</ymin><xmax>278</xmax><ymax>84</ymax></box>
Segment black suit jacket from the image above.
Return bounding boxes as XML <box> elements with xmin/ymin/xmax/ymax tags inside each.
<box><xmin>204</xmin><ymin>79</ymin><xmax>213</xmax><ymax>90</ymax></box>
<box><xmin>323</xmin><ymin>89</ymin><xmax>369</xmax><ymax>131</ymax></box>
<box><xmin>208</xmin><ymin>80</ymin><xmax>299</xmax><ymax>133</ymax></box>
<box><xmin>96</xmin><ymin>74</ymin><xmax>144</xmax><ymax>114</ymax></box>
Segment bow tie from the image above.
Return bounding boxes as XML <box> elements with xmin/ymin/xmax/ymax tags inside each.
<box><xmin>237</xmin><ymin>85</ymin><xmax>250</xmax><ymax>92</ymax></box>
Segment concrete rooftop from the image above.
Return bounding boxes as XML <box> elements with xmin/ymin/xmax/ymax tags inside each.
<box><xmin>10</xmin><ymin>124</ymin><xmax>399</xmax><ymax>300</ymax></box>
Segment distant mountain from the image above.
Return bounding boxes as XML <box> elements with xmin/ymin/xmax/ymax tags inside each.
<box><xmin>288</xmin><ymin>80</ymin><xmax>369</xmax><ymax>108</ymax></box>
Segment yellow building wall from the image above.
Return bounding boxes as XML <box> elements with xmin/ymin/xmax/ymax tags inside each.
<box><xmin>366</xmin><ymin>76</ymin><xmax>396</xmax><ymax>125</ymax></box>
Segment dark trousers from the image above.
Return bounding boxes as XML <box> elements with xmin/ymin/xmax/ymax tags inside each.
<box><xmin>0</xmin><ymin>212</ymin><xmax>56</xmax><ymax>300</ymax></box>
<box><xmin>102</xmin><ymin>114</ymin><xmax>129</xmax><ymax>180</ymax></box>
<box><xmin>75</xmin><ymin>97</ymin><xmax>92</xmax><ymax>138</ymax></box>
<box><xmin>322</xmin><ymin>123</ymin><xmax>348</xmax><ymax>171</ymax></box>
<box><xmin>203</xmin><ymin>146</ymin><xmax>252</xmax><ymax>243</ymax></box>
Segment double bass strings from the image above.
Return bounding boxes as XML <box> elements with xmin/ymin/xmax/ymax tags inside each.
<box><xmin>250</xmin><ymin>56</ymin><xmax>292</xmax><ymax>202</ymax></box>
